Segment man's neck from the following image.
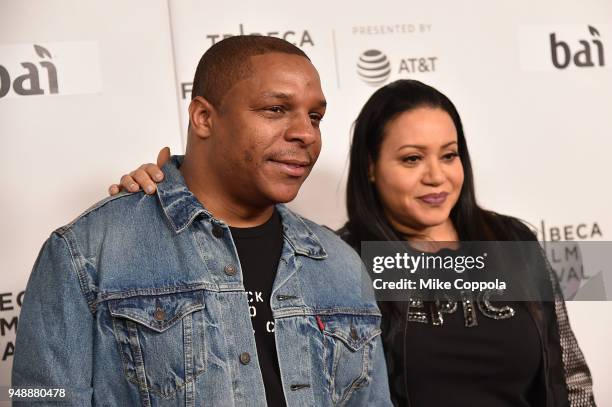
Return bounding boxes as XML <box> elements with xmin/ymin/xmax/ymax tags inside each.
<box><xmin>180</xmin><ymin>154</ymin><xmax>275</xmax><ymax>228</ymax></box>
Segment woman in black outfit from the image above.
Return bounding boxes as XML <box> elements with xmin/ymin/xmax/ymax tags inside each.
<box><xmin>337</xmin><ymin>80</ymin><xmax>595</xmax><ymax>407</ymax></box>
<box><xmin>112</xmin><ymin>80</ymin><xmax>595</xmax><ymax>406</ymax></box>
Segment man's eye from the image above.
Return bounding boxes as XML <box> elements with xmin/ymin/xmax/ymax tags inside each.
<box><xmin>266</xmin><ymin>106</ymin><xmax>285</xmax><ymax>113</ymax></box>
<box><xmin>309</xmin><ymin>113</ymin><xmax>323</xmax><ymax>123</ymax></box>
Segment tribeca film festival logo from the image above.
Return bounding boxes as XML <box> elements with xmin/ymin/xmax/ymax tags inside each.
<box><xmin>0</xmin><ymin>45</ymin><xmax>58</xmax><ymax>98</ymax></box>
<box><xmin>180</xmin><ymin>24</ymin><xmax>314</xmax><ymax>99</ymax></box>
<box><xmin>205</xmin><ymin>23</ymin><xmax>314</xmax><ymax>47</ymax></box>
<box><xmin>356</xmin><ymin>49</ymin><xmax>437</xmax><ymax>86</ymax></box>
<box><xmin>0</xmin><ymin>41</ymin><xmax>100</xmax><ymax>99</ymax></box>
<box><xmin>550</xmin><ymin>25</ymin><xmax>605</xmax><ymax>69</ymax></box>
<box><xmin>0</xmin><ymin>291</ymin><xmax>23</xmax><ymax>362</ymax></box>
<box><xmin>538</xmin><ymin>220</ymin><xmax>603</xmax><ymax>299</ymax></box>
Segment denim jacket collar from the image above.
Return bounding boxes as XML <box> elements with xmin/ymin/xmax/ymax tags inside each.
<box><xmin>156</xmin><ymin>156</ymin><xmax>208</xmax><ymax>233</ymax></box>
<box><xmin>276</xmin><ymin>205</ymin><xmax>327</xmax><ymax>259</ymax></box>
<box><xmin>157</xmin><ymin>156</ymin><xmax>327</xmax><ymax>259</ymax></box>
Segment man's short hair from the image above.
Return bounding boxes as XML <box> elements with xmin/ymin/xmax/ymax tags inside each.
<box><xmin>191</xmin><ymin>35</ymin><xmax>310</xmax><ymax>108</ymax></box>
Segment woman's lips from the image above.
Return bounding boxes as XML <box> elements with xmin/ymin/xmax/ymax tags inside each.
<box><xmin>418</xmin><ymin>192</ymin><xmax>448</xmax><ymax>205</ymax></box>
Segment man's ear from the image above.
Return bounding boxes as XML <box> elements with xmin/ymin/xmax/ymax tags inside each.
<box><xmin>188</xmin><ymin>96</ymin><xmax>215</xmax><ymax>140</ymax></box>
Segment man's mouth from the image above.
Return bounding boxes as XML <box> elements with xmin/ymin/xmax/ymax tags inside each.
<box><xmin>268</xmin><ymin>158</ymin><xmax>311</xmax><ymax>177</ymax></box>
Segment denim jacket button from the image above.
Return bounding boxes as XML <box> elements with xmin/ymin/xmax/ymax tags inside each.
<box><xmin>350</xmin><ymin>325</ymin><xmax>358</xmax><ymax>340</ymax></box>
<box><xmin>212</xmin><ymin>225</ymin><xmax>224</xmax><ymax>238</ymax></box>
<box><xmin>224</xmin><ymin>264</ymin><xmax>237</xmax><ymax>276</ymax></box>
<box><xmin>154</xmin><ymin>308</ymin><xmax>165</xmax><ymax>321</ymax></box>
<box><xmin>239</xmin><ymin>352</ymin><xmax>251</xmax><ymax>365</ymax></box>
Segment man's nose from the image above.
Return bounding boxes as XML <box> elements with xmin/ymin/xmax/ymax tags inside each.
<box><xmin>285</xmin><ymin>113</ymin><xmax>319</xmax><ymax>146</ymax></box>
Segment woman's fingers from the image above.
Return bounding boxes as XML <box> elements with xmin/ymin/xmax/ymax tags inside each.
<box><xmin>143</xmin><ymin>162</ymin><xmax>164</xmax><ymax>182</ymax></box>
<box><xmin>131</xmin><ymin>165</ymin><xmax>158</xmax><ymax>194</ymax></box>
<box><xmin>157</xmin><ymin>147</ymin><xmax>171</xmax><ymax>168</ymax></box>
<box><xmin>108</xmin><ymin>184</ymin><xmax>121</xmax><ymax>196</ymax></box>
<box><xmin>107</xmin><ymin>146</ymin><xmax>170</xmax><ymax>196</ymax></box>
<box><xmin>120</xmin><ymin>174</ymin><xmax>140</xmax><ymax>193</ymax></box>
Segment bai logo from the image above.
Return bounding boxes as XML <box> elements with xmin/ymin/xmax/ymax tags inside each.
<box><xmin>550</xmin><ymin>25</ymin><xmax>605</xmax><ymax>69</ymax></box>
<box><xmin>0</xmin><ymin>41</ymin><xmax>100</xmax><ymax>99</ymax></box>
<box><xmin>0</xmin><ymin>45</ymin><xmax>58</xmax><ymax>98</ymax></box>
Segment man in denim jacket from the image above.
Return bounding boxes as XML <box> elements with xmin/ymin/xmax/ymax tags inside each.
<box><xmin>12</xmin><ymin>36</ymin><xmax>391</xmax><ymax>406</ymax></box>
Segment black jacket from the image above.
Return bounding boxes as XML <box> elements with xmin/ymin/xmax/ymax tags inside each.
<box><xmin>337</xmin><ymin>223</ymin><xmax>596</xmax><ymax>407</ymax></box>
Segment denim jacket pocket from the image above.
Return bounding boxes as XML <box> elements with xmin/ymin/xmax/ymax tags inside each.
<box><xmin>108</xmin><ymin>290</ymin><xmax>207</xmax><ymax>399</ymax></box>
<box><xmin>321</xmin><ymin>314</ymin><xmax>382</xmax><ymax>406</ymax></box>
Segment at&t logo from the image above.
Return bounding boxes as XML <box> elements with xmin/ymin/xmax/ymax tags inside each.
<box><xmin>550</xmin><ymin>25</ymin><xmax>605</xmax><ymax>69</ymax></box>
<box><xmin>356</xmin><ymin>49</ymin><xmax>438</xmax><ymax>86</ymax></box>
<box><xmin>357</xmin><ymin>50</ymin><xmax>391</xmax><ymax>86</ymax></box>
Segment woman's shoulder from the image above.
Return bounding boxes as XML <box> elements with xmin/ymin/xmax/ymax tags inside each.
<box><xmin>483</xmin><ymin>211</ymin><xmax>538</xmax><ymax>241</ymax></box>
<box><xmin>335</xmin><ymin>223</ymin><xmax>351</xmax><ymax>240</ymax></box>
<box><xmin>335</xmin><ymin>223</ymin><xmax>360</xmax><ymax>251</ymax></box>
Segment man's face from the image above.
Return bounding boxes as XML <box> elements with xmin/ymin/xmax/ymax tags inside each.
<box><xmin>208</xmin><ymin>52</ymin><xmax>326</xmax><ymax>207</ymax></box>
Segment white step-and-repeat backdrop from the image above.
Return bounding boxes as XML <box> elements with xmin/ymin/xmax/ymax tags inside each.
<box><xmin>1</xmin><ymin>0</ymin><xmax>610</xmax><ymax>404</ymax></box>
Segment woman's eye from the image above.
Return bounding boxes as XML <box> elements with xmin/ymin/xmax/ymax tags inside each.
<box><xmin>401</xmin><ymin>155</ymin><xmax>421</xmax><ymax>163</ymax></box>
<box><xmin>442</xmin><ymin>152</ymin><xmax>459</xmax><ymax>161</ymax></box>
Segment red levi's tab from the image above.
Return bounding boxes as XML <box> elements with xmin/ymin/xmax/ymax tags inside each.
<box><xmin>315</xmin><ymin>315</ymin><xmax>325</xmax><ymax>332</ymax></box>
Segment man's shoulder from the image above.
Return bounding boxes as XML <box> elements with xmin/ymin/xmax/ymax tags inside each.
<box><xmin>287</xmin><ymin>211</ymin><xmax>360</xmax><ymax>261</ymax></box>
<box><xmin>55</xmin><ymin>191</ymin><xmax>161</xmax><ymax>239</ymax></box>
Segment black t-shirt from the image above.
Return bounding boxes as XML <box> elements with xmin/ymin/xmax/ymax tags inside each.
<box><xmin>381</xmin><ymin>246</ymin><xmax>545</xmax><ymax>407</ymax></box>
<box><xmin>230</xmin><ymin>209</ymin><xmax>286</xmax><ymax>407</ymax></box>
<box><xmin>398</xmin><ymin>301</ymin><xmax>544</xmax><ymax>407</ymax></box>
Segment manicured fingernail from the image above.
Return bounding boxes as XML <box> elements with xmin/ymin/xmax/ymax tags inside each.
<box><xmin>145</xmin><ymin>186</ymin><xmax>155</xmax><ymax>194</ymax></box>
<box><xmin>154</xmin><ymin>173</ymin><xmax>163</xmax><ymax>181</ymax></box>
<box><xmin>130</xmin><ymin>183</ymin><xmax>138</xmax><ymax>191</ymax></box>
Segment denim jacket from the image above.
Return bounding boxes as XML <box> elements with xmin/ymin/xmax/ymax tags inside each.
<box><xmin>12</xmin><ymin>156</ymin><xmax>391</xmax><ymax>407</ymax></box>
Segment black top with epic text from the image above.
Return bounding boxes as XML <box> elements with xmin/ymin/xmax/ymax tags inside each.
<box><xmin>386</xmin><ymin>300</ymin><xmax>545</xmax><ymax>407</ymax></box>
<box><xmin>380</xmin><ymin>245</ymin><xmax>545</xmax><ymax>407</ymax></box>
<box><xmin>230</xmin><ymin>209</ymin><xmax>286</xmax><ymax>407</ymax></box>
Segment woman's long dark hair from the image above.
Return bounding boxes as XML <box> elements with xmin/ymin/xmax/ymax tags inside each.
<box><xmin>344</xmin><ymin>79</ymin><xmax>530</xmax><ymax>248</ymax></box>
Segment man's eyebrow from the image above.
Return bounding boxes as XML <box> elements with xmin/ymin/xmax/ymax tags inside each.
<box><xmin>259</xmin><ymin>91</ymin><xmax>327</xmax><ymax>109</ymax></box>
<box><xmin>260</xmin><ymin>91</ymin><xmax>291</xmax><ymax>100</ymax></box>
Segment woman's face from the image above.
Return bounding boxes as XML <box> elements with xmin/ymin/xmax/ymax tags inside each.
<box><xmin>370</xmin><ymin>107</ymin><xmax>464</xmax><ymax>235</ymax></box>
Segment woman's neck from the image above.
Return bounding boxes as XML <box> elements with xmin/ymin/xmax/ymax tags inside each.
<box><xmin>391</xmin><ymin>217</ymin><xmax>459</xmax><ymax>242</ymax></box>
